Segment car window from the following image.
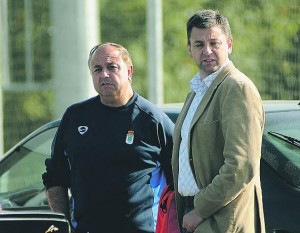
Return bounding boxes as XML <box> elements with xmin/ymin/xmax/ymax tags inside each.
<box><xmin>262</xmin><ymin>110</ymin><xmax>300</xmax><ymax>188</ymax></box>
<box><xmin>0</xmin><ymin>127</ymin><xmax>57</xmax><ymax>209</ymax></box>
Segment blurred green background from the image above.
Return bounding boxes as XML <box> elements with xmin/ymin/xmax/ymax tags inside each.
<box><xmin>1</xmin><ymin>0</ymin><xmax>299</xmax><ymax>151</ymax></box>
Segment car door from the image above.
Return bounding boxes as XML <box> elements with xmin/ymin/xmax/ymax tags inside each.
<box><xmin>0</xmin><ymin>125</ymin><xmax>58</xmax><ymax>210</ymax></box>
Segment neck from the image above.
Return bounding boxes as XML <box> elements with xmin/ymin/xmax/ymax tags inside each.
<box><xmin>100</xmin><ymin>89</ymin><xmax>134</xmax><ymax>107</ymax></box>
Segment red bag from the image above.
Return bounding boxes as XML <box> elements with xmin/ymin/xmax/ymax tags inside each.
<box><xmin>156</xmin><ymin>184</ymin><xmax>180</xmax><ymax>233</ymax></box>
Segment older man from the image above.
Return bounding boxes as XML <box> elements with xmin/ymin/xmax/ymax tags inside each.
<box><xmin>43</xmin><ymin>42</ymin><xmax>174</xmax><ymax>233</ymax></box>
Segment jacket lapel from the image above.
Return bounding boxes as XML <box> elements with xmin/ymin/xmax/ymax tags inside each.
<box><xmin>173</xmin><ymin>63</ymin><xmax>235</xmax><ymax>180</ymax></box>
<box><xmin>173</xmin><ymin>92</ymin><xmax>195</xmax><ymax>145</ymax></box>
<box><xmin>172</xmin><ymin>91</ymin><xmax>195</xmax><ymax>179</ymax></box>
<box><xmin>190</xmin><ymin>63</ymin><xmax>234</xmax><ymax>129</ymax></box>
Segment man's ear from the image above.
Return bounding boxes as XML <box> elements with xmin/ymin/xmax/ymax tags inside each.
<box><xmin>128</xmin><ymin>65</ymin><xmax>133</xmax><ymax>83</ymax></box>
<box><xmin>228</xmin><ymin>38</ymin><xmax>233</xmax><ymax>54</ymax></box>
<box><xmin>187</xmin><ymin>43</ymin><xmax>192</xmax><ymax>57</ymax></box>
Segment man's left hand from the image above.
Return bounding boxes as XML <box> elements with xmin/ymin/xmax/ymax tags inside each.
<box><xmin>182</xmin><ymin>208</ymin><xmax>204</xmax><ymax>232</ymax></box>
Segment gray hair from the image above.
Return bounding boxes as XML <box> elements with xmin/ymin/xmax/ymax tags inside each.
<box><xmin>88</xmin><ymin>42</ymin><xmax>133</xmax><ymax>68</ymax></box>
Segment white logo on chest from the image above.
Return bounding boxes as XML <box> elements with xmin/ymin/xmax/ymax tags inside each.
<box><xmin>78</xmin><ymin>126</ymin><xmax>88</xmax><ymax>135</ymax></box>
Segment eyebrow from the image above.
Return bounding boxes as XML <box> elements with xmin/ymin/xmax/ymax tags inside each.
<box><xmin>92</xmin><ymin>64</ymin><xmax>102</xmax><ymax>69</ymax></box>
<box><xmin>192</xmin><ymin>40</ymin><xmax>204</xmax><ymax>44</ymax></box>
<box><xmin>91</xmin><ymin>62</ymin><xmax>119</xmax><ymax>70</ymax></box>
<box><xmin>193</xmin><ymin>38</ymin><xmax>220</xmax><ymax>43</ymax></box>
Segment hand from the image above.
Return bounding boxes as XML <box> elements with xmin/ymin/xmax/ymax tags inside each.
<box><xmin>182</xmin><ymin>208</ymin><xmax>204</xmax><ymax>232</ymax></box>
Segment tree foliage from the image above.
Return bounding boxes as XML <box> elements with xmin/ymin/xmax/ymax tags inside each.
<box><xmin>100</xmin><ymin>0</ymin><xmax>300</xmax><ymax>101</ymax></box>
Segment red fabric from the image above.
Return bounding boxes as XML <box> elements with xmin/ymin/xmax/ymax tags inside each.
<box><xmin>156</xmin><ymin>184</ymin><xmax>180</xmax><ymax>233</ymax></box>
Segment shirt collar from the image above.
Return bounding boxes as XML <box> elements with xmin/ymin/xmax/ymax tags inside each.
<box><xmin>190</xmin><ymin>60</ymin><xmax>231</xmax><ymax>93</ymax></box>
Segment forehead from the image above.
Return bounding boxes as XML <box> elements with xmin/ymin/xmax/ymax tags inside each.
<box><xmin>190</xmin><ymin>26</ymin><xmax>227</xmax><ymax>41</ymax></box>
<box><xmin>91</xmin><ymin>45</ymin><xmax>122</xmax><ymax>65</ymax></box>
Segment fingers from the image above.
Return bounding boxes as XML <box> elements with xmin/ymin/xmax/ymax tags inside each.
<box><xmin>182</xmin><ymin>217</ymin><xmax>198</xmax><ymax>232</ymax></box>
<box><xmin>183</xmin><ymin>223</ymin><xmax>198</xmax><ymax>232</ymax></box>
<box><xmin>182</xmin><ymin>209</ymin><xmax>203</xmax><ymax>232</ymax></box>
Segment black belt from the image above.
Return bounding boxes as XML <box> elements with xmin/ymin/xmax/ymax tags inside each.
<box><xmin>182</xmin><ymin>196</ymin><xmax>194</xmax><ymax>207</ymax></box>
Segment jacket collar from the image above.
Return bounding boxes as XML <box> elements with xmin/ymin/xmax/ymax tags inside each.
<box><xmin>177</xmin><ymin>62</ymin><xmax>236</xmax><ymax>133</ymax></box>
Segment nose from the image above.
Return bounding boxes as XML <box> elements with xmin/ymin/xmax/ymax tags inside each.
<box><xmin>202</xmin><ymin>44</ymin><xmax>213</xmax><ymax>55</ymax></box>
<box><xmin>100</xmin><ymin>69</ymin><xmax>109</xmax><ymax>78</ymax></box>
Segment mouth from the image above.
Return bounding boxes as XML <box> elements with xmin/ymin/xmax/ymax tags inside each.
<box><xmin>100</xmin><ymin>82</ymin><xmax>113</xmax><ymax>86</ymax></box>
<box><xmin>201</xmin><ymin>58</ymin><xmax>216</xmax><ymax>67</ymax></box>
<box><xmin>202</xmin><ymin>58</ymin><xmax>215</xmax><ymax>63</ymax></box>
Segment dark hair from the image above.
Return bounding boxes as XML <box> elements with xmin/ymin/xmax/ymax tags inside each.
<box><xmin>88</xmin><ymin>42</ymin><xmax>133</xmax><ymax>68</ymax></box>
<box><xmin>186</xmin><ymin>9</ymin><xmax>232</xmax><ymax>44</ymax></box>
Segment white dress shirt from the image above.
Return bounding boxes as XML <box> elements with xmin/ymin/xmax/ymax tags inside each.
<box><xmin>178</xmin><ymin>61</ymin><xmax>231</xmax><ymax>196</ymax></box>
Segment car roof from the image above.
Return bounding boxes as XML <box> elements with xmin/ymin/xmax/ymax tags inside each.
<box><xmin>2</xmin><ymin>100</ymin><xmax>299</xmax><ymax>160</ymax></box>
<box><xmin>263</xmin><ymin>100</ymin><xmax>300</xmax><ymax>113</ymax></box>
<box><xmin>25</xmin><ymin>100</ymin><xmax>300</xmax><ymax>128</ymax></box>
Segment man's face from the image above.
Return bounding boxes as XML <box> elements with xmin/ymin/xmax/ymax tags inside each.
<box><xmin>188</xmin><ymin>25</ymin><xmax>232</xmax><ymax>79</ymax></box>
<box><xmin>89</xmin><ymin>45</ymin><xmax>133</xmax><ymax>104</ymax></box>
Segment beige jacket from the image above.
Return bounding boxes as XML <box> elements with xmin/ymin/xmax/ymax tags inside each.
<box><xmin>172</xmin><ymin>63</ymin><xmax>266</xmax><ymax>233</ymax></box>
